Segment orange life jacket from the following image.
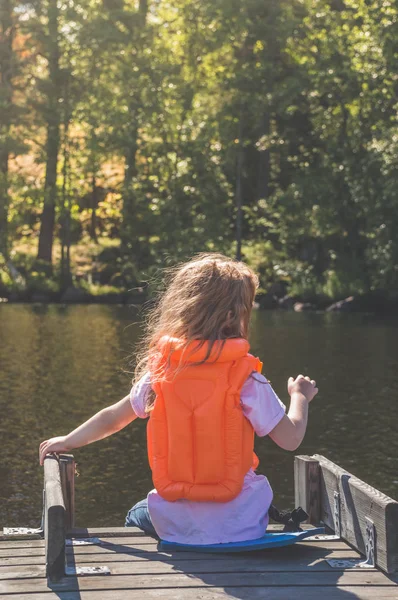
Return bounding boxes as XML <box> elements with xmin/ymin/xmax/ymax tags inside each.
<box><xmin>147</xmin><ymin>336</ymin><xmax>262</xmax><ymax>502</ymax></box>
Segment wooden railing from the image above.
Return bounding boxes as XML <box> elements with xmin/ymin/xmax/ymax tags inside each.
<box><xmin>295</xmin><ymin>454</ymin><xmax>398</xmax><ymax>574</ymax></box>
<box><xmin>42</xmin><ymin>452</ymin><xmax>398</xmax><ymax>581</ymax></box>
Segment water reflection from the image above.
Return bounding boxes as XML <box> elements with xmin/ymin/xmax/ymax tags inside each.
<box><xmin>0</xmin><ymin>305</ymin><xmax>396</xmax><ymax>528</ymax></box>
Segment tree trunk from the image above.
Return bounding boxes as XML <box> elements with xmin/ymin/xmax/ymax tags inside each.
<box><xmin>121</xmin><ymin>120</ymin><xmax>139</xmax><ymax>251</ymax></box>
<box><xmin>37</xmin><ymin>0</ymin><xmax>61</xmax><ymax>265</ymax></box>
<box><xmin>138</xmin><ymin>0</ymin><xmax>148</xmax><ymax>26</ymax></box>
<box><xmin>255</xmin><ymin>113</ymin><xmax>270</xmax><ymax>202</ymax></box>
<box><xmin>86</xmin><ymin>124</ymin><xmax>99</xmax><ymax>242</ymax></box>
<box><xmin>120</xmin><ymin>0</ymin><xmax>148</xmax><ymax>252</ymax></box>
<box><xmin>89</xmin><ymin>173</ymin><xmax>98</xmax><ymax>242</ymax></box>
<box><xmin>60</xmin><ymin>70</ymin><xmax>72</xmax><ymax>290</ymax></box>
<box><xmin>235</xmin><ymin>109</ymin><xmax>244</xmax><ymax>262</ymax></box>
<box><xmin>0</xmin><ymin>0</ymin><xmax>13</xmax><ymax>259</ymax></box>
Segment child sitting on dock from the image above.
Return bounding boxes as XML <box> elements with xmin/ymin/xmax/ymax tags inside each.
<box><xmin>39</xmin><ymin>253</ymin><xmax>318</xmax><ymax>545</ymax></box>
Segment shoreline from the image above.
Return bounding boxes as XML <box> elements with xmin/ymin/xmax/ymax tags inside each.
<box><xmin>1</xmin><ymin>289</ymin><xmax>398</xmax><ymax>314</ymax></box>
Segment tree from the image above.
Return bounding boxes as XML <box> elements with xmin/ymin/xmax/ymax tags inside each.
<box><xmin>0</xmin><ymin>0</ymin><xmax>15</xmax><ymax>258</ymax></box>
<box><xmin>3</xmin><ymin>0</ymin><xmax>398</xmax><ymax>300</ymax></box>
<box><xmin>36</xmin><ymin>0</ymin><xmax>62</xmax><ymax>265</ymax></box>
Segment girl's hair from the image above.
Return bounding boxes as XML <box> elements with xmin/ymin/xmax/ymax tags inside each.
<box><xmin>133</xmin><ymin>253</ymin><xmax>259</xmax><ymax>411</ymax></box>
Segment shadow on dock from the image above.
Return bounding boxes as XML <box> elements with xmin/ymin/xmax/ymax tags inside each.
<box><xmin>44</xmin><ymin>535</ymin><xmax>398</xmax><ymax>600</ymax></box>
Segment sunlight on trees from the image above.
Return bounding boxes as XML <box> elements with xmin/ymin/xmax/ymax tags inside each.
<box><xmin>1</xmin><ymin>0</ymin><xmax>398</xmax><ymax>301</ymax></box>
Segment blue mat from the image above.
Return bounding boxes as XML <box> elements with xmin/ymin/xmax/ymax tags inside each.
<box><xmin>159</xmin><ymin>527</ymin><xmax>325</xmax><ymax>553</ymax></box>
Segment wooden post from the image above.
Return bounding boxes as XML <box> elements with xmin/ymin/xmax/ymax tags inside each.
<box><xmin>59</xmin><ymin>454</ymin><xmax>75</xmax><ymax>532</ymax></box>
<box><xmin>294</xmin><ymin>455</ymin><xmax>321</xmax><ymax>525</ymax></box>
<box><xmin>43</xmin><ymin>455</ymin><xmax>65</xmax><ymax>581</ymax></box>
<box><xmin>313</xmin><ymin>454</ymin><xmax>398</xmax><ymax>574</ymax></box>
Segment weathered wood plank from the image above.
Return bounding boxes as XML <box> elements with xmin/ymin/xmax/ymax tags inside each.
<box><xmin>63</xmin><ymin>539</ymin><xmax>349</xmax><ymax>553</ymax></box>
<box><xmin>313</xmin><ymin>454</ymin><xmax>398</xmax><ymax>574</ymax></box>
<box><xmin>59</xmin><ymin>455</ymin><xmax>75</xmax><ymax>533</ymax></box>
<box><xmin>0</xmin><ymin>531</ymin><xmax>147</xmax><ymax>549</ymax></box>
<box><xmin>4</xmin><ymin>588</ymin><xmax>398</xmax><ymax>600</ymax></box>
<box><xmin>0</xmin><ymin>539</ymin><xmax>351</xmax><ymax>559</ymax></box>
<box><xmin>294</xmin><ymin>455</ymin><xmax>321</xmax><ymax>524</ymax></box>
<box><xmin>0</xmin><ymin>540</ymin><xmax>45</xmax><ymax>549</ymax></box>
<box><xmin>0</xmin><ymin>547</ymin><xmax>359</xmax><ymax>567</ymax></box>
<box><xmin>0</xmin><ymin>549</ymin><xmax>370</xmax><ymax>579</ymax></box>
<box><xmin>0</xmin><ymin>532</ymin><xmax>42</xmax><ymax>542</ymax></box>
<box><xmin>69</xmin><ymin>526</ymin><xmax>145</xmax><ymax>538</ymax></box>
<box><xmin>0</xmin><ymin>570</ymin><xmax>396</xmax><ymax>594</ymax></box>
<box><xmin>44</xmin><ymin>455</ymin><xmax>66</xmax><ymax>581</ymax></box>
<box><xmin>0</xmin><ymin>526</ymin><xmax>318</xmax><ymax>549</ymax></box>
<box><xmin>0</xmin><ymin>559</ymin><xmax>371</xmax><ymax>580</ymax></box>
<box><xmin>66</xmin><ymin>524</ymin><xmax>315</xmax><ymax>539</ymax></box>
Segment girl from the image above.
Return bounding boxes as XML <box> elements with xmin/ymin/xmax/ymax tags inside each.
<box><xmin>39</xmin><ymin>253</ymin><xmax>318</xmax><ymax>544</ymax></box>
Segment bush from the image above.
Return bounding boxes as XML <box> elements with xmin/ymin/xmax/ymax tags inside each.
<box><xmin>242</xmin><ymin>241</ymin><xmax>284</xmax><ymax>291</ymax></box>
<box><xmin>283</xmin><ymin>262</ymin><xmax>323</xmax><ymax>301</ymax></box>
<box><xmin>0</xmin><ymin>268</ymin><xmax>15</xmax><ymax>295</ymax></box>
<box><xmin>27</xmin><ymin>271</ymin><xmax>59</xmax><ymax>294</ymax></box>
<box><xmin>322</xmin><ymin>268</ymin><xmax>367</xmax><ymax>300</ymax></box>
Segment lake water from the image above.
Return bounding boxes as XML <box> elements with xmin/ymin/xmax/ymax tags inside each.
<box><xmin>0</xmin><ymin>304</ymin><xmax>397</xmax><ymax>529</ymax></box>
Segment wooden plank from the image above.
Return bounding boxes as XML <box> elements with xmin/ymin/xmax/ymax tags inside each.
<box><xmin>0</xmin><ymin>526</ymin><xmax>317</xmax><ymax>548</ymax></box>
<box><xmin>63</xmin><ymin>539</ymin><xmax>349</xmax><ymax>552</ymax></box>
<box><xmin>0</xmin><ymin>570</ymin><xmax>396</xmax><ymax>594</ymax></box>
<box><xmin>0</xmin><ymin>548</ymin><xmax>370</xmax><ymax>579</ymax></box>
<box><xmin>0</xmin><ymin>532</ymin><xmax>145</xmax><ymax>549</ymax></box>
<box><xmin>0</xmin><ymin>546</ymin><xmax>360</xmax><ymax>570</ymax></box>
<box><xmin>0</xmin><ymin>540</ymin><xmax>45</xmax><ymax>549</ymax></box>
<box><xmin>4</xmin><ymin>588</ymin><xmax>398</xmax><ymax>600</ymax></box>
<box><xmin>294</xmin><ymin>455</ymin><xmax>321</xmax><ymax>524</ymax></box>
<box><xmin>68</xmin><ymin>527</ymin><xmax>146</xmax><ymax>538</ymax></box>
<box><xmin>44</xmin><ymin>455</ymin><xmax>66</xmax><ymax>581</ymax></box>
<box><xmin>59</xmin><ymin>455</ymin><xmax>75</xmax><ymax>533</ymax></box>
<box><xmin>0</xmin><ymin>532</ymin><xmax>42</xmax><ymax>542</ymax></box>
<box><xmin>0</xmin><ymin>539</ymin><xmax>351</xmax><ymax>559</ymax></box>
<box><xmin>0</xmin><ymin>548</ymin><xmax>362</xmax><ymax>568</ymax></box>
<box><xmin>0</xmin><ymin>558</ymin><xmax>370</xmax><ymax>580</ymax></box>
<box><xmin>67</xmin><ymin>524</ymin><xmax>316</xmax><ymax>539</ymax></box>
<box><xmin>313</xmin><ymin>454</ymin><xmax>398</xmax><ymax>574</ymax></box>
<box><xmin>0</xmin><ymin>525</ymin><xmax>325</xmax><ymax>555</ymax></box>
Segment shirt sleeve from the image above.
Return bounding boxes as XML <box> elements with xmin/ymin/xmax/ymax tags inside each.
<box><xmin>240</xmin><ymin>373</ymin><xmax>286</xmax><ymax>437</ymax></box>
<box><xmin>129</xmin><ymin>372</ymin><xmax>151</xmax><ymax>419</ymax></box>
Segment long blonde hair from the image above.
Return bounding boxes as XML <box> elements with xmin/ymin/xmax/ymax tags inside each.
<box><xmin>133</xmin><ymin>253</ymin><xmax>259</xmax><ymax>410</ymax></box>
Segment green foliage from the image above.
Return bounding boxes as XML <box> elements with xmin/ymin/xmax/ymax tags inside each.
<box><xmin>0</xmin><ymin>267</ymin><xmax>15</xmax><ymax>292</ymax></box>
<box><xmin>2</xmin><ymin>0</ymin><xmax>398</xmax><ymax>302</ymax></box>
<box><xmin>241</xmin><ymin>241</ymin><xmax>283</xmax><ymax>290</ymax></box>
<box><xmin>284</xmin><ymin>263</ymin><xmax>322</xmax><ymax>301</ymax></box>
<box><xmin>323</xmin><ymin>268</ymin><xmax>366</xmax><ymax>301</ymax></box>
<box><xmin>79</xmin><ymin>281</ymin><xmax>121</xmax><ymax>297</ymax></box>
<box><xmin>27</xmin><ymin>270</ymin><xmax>59</xmax><ymax>294</ymax></box>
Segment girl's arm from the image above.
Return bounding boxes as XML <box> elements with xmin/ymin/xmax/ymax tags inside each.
<box><xmin>269</xmin><ymin>375</ymin><xmax>318</xmax><ymax>451</ymax></box>
<box><xmin>39</xmin><ymin>395</ymin><xmax>136</xmax><ymax>465</ymax></box>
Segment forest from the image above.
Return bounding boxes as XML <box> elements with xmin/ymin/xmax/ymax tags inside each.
<box><xmin>1</xmin><ymin>0</ymin><xmax>398</xmax><ymax>309</ymax></box>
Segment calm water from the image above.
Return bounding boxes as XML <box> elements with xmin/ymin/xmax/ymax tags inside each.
<box><xmin>0</xmin><ymin>304</ymin><xmax>397</xmax><ymax>529</ymax></box>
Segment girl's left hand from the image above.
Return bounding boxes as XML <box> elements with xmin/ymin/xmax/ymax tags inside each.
<box><xmin>39</xmin><ymin>436</ymin><xmax>71</xmax><ymax>466</ymax></box>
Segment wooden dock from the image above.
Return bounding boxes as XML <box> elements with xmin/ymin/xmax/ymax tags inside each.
<box><xmin>1</xmin><ymin>454</ymin><xmax>397</xmax><ymax>599</ymax></box>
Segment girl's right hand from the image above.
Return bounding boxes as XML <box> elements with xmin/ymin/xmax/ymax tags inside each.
<box><xmin>39</xmin><ymin>436</ymin><xmax>71</xmax><ymax>466</ymax></box>
<box><xmin>288</xmin><ymin>374</ymin><xmax>318</xmax><ymax>402</ymax></box>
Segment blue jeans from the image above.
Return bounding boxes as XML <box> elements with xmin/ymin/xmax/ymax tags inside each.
<box><xmin>125</xmin><ymin>498</ymin><xmax>159</xmax><ymax>539</ymax></box>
